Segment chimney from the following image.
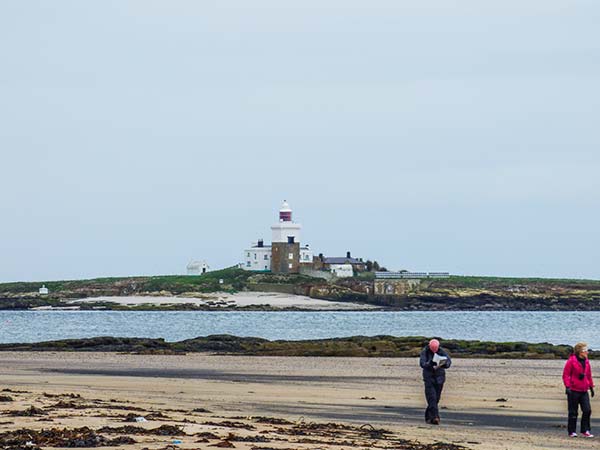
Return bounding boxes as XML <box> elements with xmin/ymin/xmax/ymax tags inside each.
<box><xmin>346</xmin><ymin>251</ymin><xmax>351</xmax><ymax>258</ymax></box>
<box><xmin>258</xmin><ymin>239</ymin><xmax>264</xmax><ymax>248</ymax></box>
<box><xmin>319</xmin><ymin>253</ymin><xmax>324</xmax><ymax>262</ymax></box>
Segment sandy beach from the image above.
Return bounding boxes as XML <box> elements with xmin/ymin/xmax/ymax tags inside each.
<box><xmin>0</xmin><ymin>352</ymin><xmax>596</xmax><ymax>450</ymax></box>
<box><xmin>66</xmin><ymin>293</ymin><xmax>378</xmax><ymax>310</ymax></box>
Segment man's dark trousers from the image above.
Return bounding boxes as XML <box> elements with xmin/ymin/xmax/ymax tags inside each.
<box><xmin>424</xmin><ymin>379</ymin><xmax>444</xmax><ymax>422</ymax></box>
<box><xmin>568</xmin><ymin>390</ymin><xmax>591</xmax><ymax>434</ymax></box>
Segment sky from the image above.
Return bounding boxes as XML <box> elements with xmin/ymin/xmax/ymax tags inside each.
<box><xmin>1</xmin><ymin>1</ymin><xmax>599</xmax><ymax>282</ymax></box>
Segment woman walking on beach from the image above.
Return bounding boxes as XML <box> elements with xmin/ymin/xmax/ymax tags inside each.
<box><xmin>419</xmin><ymin>338</ymin><xmax>451</xmax><ymax>425</ymax></box>
<box><xmin>563</xmin><ymin>342</ymin><xmax>595</xmax><ymax>438</ymax></box>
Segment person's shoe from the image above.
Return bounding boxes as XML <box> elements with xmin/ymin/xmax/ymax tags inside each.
<box><xmin>431</xmin><ymin>417</ymin><xmax>440</xmax><ymax>425</ymax></box>
<box><xmin>569</xmin><ymin>432</ymin><xmax>577</xmax><ymax>438</ymax></box>
<box><xmin>582</xmin><ymin>431</ymin><xmax>594</xmax><ymax>438</ymax></box>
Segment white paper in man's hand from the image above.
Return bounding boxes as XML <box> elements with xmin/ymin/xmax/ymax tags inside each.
<box><xmin>432</xmin><ymin>352</ymin><xmax>448</xmax><ymax>367</ymax></box>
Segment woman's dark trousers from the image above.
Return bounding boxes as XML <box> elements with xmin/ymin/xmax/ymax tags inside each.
<box><xmin>567</xmin><ymin>390</ymin><xmax>591</xmax><ymax>434</ymax></box>
<box><xmin>424</xmin><ymin>379</ymin><xmax>444</xmax><ymax>422</ymax></box>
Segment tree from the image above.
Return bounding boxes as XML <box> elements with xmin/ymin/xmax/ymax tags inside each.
<box><xmin>373</xmin><ymin>261</ymin><xmax>380</xmax><ymax>271</ymax></box>
<box><xmin>365</xmin><ymin>260</ymin><xmax>373</xmax><ymax>272</ymax></box>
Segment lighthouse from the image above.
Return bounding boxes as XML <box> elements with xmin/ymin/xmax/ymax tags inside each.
<box><xmin>270</xmin><ymin>200</ymin><xmax>302</xmax><ymax>274</ymax></box>
<box><xmin>242</xmin><ymin>200</ymin><xmax>312</xmax><ymax>273</ymax></box>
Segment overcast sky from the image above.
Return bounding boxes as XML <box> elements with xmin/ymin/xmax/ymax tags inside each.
<box><xmin>1</xmin><ymin>1</ymin><xmax>599</xmax><ymax>282</ymax></box>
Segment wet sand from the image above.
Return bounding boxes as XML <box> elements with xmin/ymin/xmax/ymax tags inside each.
<box><xmin>0</xmin><ymin>352</ymin><xmax>597</xmax><ymax>450</ymax></box>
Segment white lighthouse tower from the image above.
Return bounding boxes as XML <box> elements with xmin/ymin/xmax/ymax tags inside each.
<box><xmin>269</xmin><ymin>201</ymin><xmax>302</xmax><ymax>274</ymax></box>
<box><xmin>271</xmin><ymin>200</ymin><xmax>302</xmax><ymax>244</ymax></box>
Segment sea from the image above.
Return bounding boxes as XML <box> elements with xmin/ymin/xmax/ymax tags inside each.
<box><xmin>0</xmin><ymin>310</ymin><xmax>595</xmax><ymax>347</ymax></box>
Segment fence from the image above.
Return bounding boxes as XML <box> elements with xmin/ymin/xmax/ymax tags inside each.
<box><xmin>375</xmin><ymin>271</ymin><xmax>450</xmax><ymax>279</ymax></box>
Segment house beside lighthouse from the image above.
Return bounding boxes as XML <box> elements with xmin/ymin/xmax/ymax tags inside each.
<box><xmin>243</xmin><ymin>239</ymin><xmax>272</xmax><ymax>272</ymax></box>
<box><xmin>243</xmin><ymin>201</ymin><xmax>312</xmax><ymax>273</ymax></box>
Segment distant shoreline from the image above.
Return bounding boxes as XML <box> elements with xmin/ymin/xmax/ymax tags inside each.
<box><xmin>3</xmin><ymin>268</ymin><xmax>600</xmax><ymax>311</ymax></box>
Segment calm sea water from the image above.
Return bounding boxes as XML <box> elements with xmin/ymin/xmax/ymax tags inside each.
<box><xmin>0</xmin><ymin>311</ymin><xmax>595</xmax><ymax>347</ymax></box>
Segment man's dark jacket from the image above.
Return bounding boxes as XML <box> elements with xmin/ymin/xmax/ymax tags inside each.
<box><xmin>419</xmin><ymin>346</ymin><xmax>452</xmax><ymax>384</ymax></box>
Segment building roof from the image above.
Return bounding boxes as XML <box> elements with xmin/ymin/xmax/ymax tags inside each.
<box><xmin>323</xmin><ymin>257</ymin><xmax>364</xmax><ymax>265</ymax></box>
<box><xmin>187</xmin><ymin>260</ymin><xmax>208</xmax><ymax>269</ymax></box>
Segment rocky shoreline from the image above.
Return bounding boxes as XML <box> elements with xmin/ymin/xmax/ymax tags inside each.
<box><xmin>367</xmin><ymin>294</ymin><xmax>600</xmax><ymax>311</ymax></box>
<box><xmin>0</xmin><ymin>335</ymin><xmax>584</xmax><ymax>359</ymax></box>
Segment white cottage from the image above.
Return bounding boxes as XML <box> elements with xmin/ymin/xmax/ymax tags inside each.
<box><xmin>330</xmin><ymin>264</ymin><xmax>354</xmax><ymax>278</ymax></box>
<box><xmin>187</xmin><ymin>260</ymin><xmax>210</xmax><ymax>275</ymax></box>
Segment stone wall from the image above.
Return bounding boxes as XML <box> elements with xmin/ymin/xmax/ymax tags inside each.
<box><xmin>374</xmin><ymin>279</ymin><xmax>421</xmax><ymax>296</ymax></box>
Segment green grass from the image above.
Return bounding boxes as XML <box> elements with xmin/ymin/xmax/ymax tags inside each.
<box><xmin>139</xmin><ymin>267</ymin><xmax>255</xmax><ymax>293</ymax></box>
<box><xmin>434</xmin><ymin>275</ymin><xmax>600</xmax><ymax>289</ymax></box>
<box><xmin>352</xmin><ymin>271</ymin><xmax>375</xmax><ymax>281</ymax></box>
<box><xmin>0</xmin><ymin>267</ymin><xmax>323</xmax><ymax>297</ymax></box>
<box><xmin>0</xmin><ymin>267</ymin><xmax>250</xmax><ymax>295</ymax></box>
<box><xmin>0</xmin><ymin>277</ymin><xmax>133</xmax><ymax>294</ymax></box>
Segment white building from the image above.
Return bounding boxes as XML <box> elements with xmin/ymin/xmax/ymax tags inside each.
<box><xmin>244</xmin><ymin>240</ymin><xmax>272</xmax><ymax>271</ymax></box>
<box><xmin>39</xmin><ymin>285</ymin><xmax>49</xmax><ymax>295</ymax></box>
<box><xmin>300</xmin><ymin>244</ymin><xmax>313</xmax><ymax>264</ymax></box>
<box><xmin>187</xmin><ymin>260</ymin><xmax>210</xmax><ymax>275</ymax></box>
<box><xmin>330</xmin><ymin>264</ymin><xmax>354</xmax><ymax>278</ymax></box>
<box><xmin>243</xmin><ymin>201</ymin><xmax>313</xmax><ymax>272</ymax></box>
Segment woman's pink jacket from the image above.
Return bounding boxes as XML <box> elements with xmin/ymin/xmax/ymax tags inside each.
<box><xmin>563</xmin><ymin>354</ymin><xmax>595</xmax><ymax>392</ymax></box>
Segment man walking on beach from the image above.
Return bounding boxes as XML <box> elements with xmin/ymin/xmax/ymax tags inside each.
<box><xmin>420</xmin><ymin>338</ymin><xmax>452</xmax><ymax>425</ymax></box>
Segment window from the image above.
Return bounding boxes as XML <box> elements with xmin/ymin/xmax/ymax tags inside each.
<box><xmin>247</xmin><ymin>252</ymin><xmax>250</xmax><ymax>257</ymax></box>
<box><xmin>288</xmin><ymin>253</ymin><xmax>294</xmax><ymax>259</ymax></box>
<box><xmin>246</xmin><ymin>261</ymin><xmax>251</xmax><ymax>267</ymax></box>
<box><xmin>288</xmin><ymin>263</ymin><xmax>293</xmax><ymax>269</ymax></box>
<box><xmin>254</xmin><ymin>253</ymin><xmax>257</xmax><ymax>260</ymax></box>
<box><xmin>264</xmin><ymin>254</ymin><xmax>268</xmax><ymax>260</ymax></box>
